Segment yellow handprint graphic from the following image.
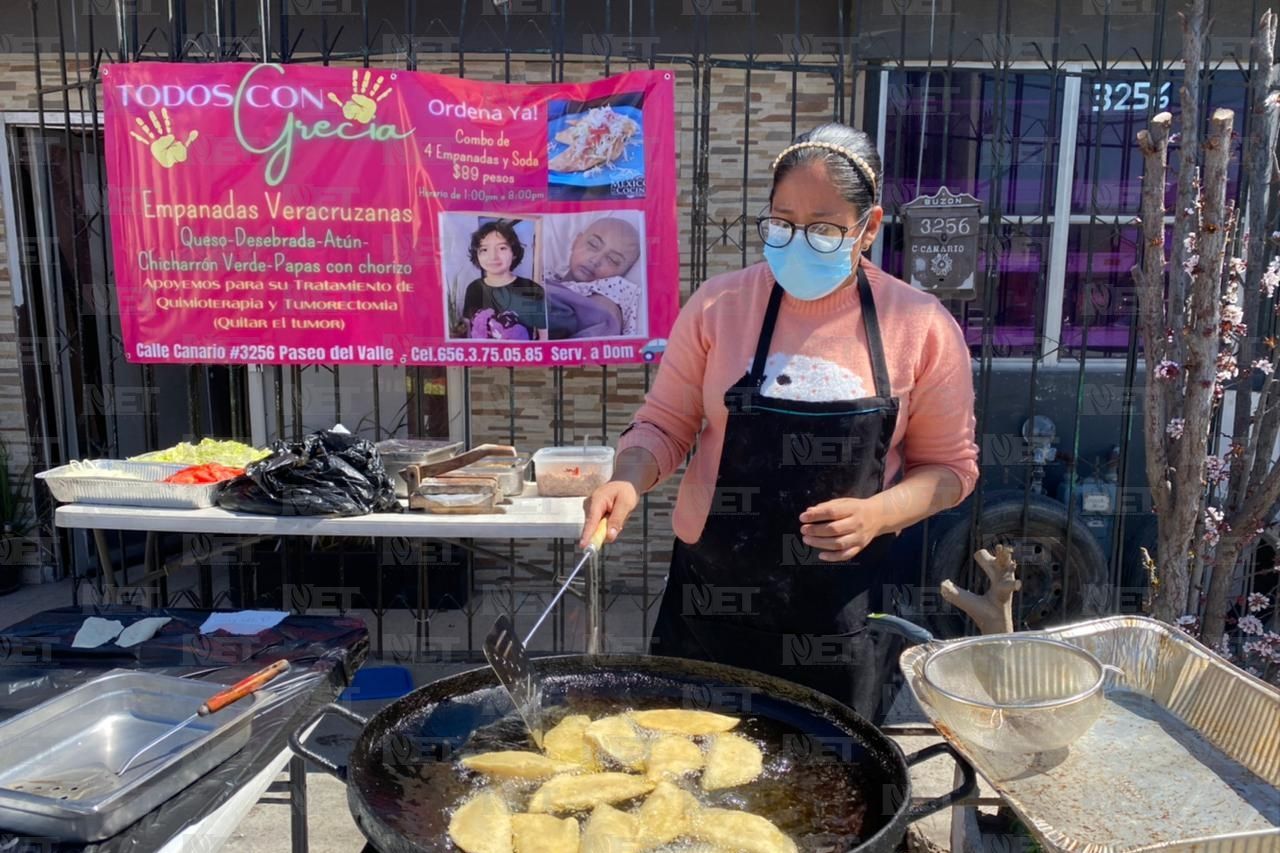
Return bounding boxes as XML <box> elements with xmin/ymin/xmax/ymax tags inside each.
<box><xmin>327</xmin><ymin>69</ymin><xmax>393</xmax><ymax>124</ymax></box>
<box><xmin>129</xmin><ymin>108</ymin><xmax>198</xmax><ymax>168</ymax></box>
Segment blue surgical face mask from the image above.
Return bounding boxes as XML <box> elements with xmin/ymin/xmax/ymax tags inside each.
<box><xmin>762</xmin><ymin>217</ymin><xmax>869</xmax><ymax>301</ymax></box>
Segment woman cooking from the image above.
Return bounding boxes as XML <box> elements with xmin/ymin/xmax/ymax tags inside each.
<box><xmin>580</xmin><ymin>123</ymin><xmax>979</xmax><ymax>724</ymax></box>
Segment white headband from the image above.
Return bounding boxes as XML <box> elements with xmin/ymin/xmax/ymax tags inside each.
<box><xmin>771</xmin><ymin>141</ymin><xmax>878</xmax><ymax>202</ymax></box>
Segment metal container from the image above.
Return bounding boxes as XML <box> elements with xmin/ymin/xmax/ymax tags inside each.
<box><xmin>375</xmin><ymin>439</ymin><xmax>463</xmax><ymax>498</ymax></box>
<box><xmin>901</xmin><ymin>616</ymin><xmax>1280</xmax><ymax>853</ymax></box>
<box><xmin>0</xmin><ymin>670</ymin><xmax>261</xmax><ymax>841</ymax></box>
<box><xmin>448</xmin><ymin>453</ymin><xmax>531</xmax><ymax>496</ymax></box>
<box><xmin>36</xmin><ymin>460</ymin><xmax>224</xmax><ymax>509</ymax></box>
<box><xmin>917</xmin><ymin>635</ymin><xmax>1107</xmax><ymax>753</ymax></box>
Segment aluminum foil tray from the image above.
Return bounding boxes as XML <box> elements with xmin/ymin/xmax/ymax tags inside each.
<box><xmin>36</xmin><ymin>460</ymin><xmax>223</xmax><ymax>509</ymax></box>
<box><xmin>900</xmin><ymin>615</ymin><xmax>1280</xmax><ymax>853</ymax></box>
<box><xmin>0</xmin><ymin>670</ymin><xmax>260</xmax><ymax>841</ymax></box>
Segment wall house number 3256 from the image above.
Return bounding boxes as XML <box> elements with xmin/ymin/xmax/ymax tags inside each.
<box><xmin>1091</xmin><ymin>81</ymin><xmax>1172</xmax><ymax>113</ymax></box>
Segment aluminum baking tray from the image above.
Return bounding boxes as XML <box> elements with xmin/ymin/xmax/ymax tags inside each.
<box><xmin>36</xmin><ymin>459</ymin><xmax>224</xmax><ymax>509</ymax></box>
<box><xmin>900</xmin><ymin>615</ymin><xmax>1280</xmax><ymax>853</ymax></box>
<box><xmin>0</xmin><ymin>669</ymin><xmax>260</xmax><ymax>841</ymax></box>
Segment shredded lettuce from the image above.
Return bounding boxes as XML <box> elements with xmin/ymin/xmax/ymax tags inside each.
<box><xmin>130</xmin><ymin>438</ymin><xmax>269</xmax><ymax>468</ymax></box>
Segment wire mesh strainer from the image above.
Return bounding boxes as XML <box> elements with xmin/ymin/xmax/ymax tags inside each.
<box><xmin>918</xmin><ymin>636</ymin><xmax>1108</xmax><ymax>754</ymax></box>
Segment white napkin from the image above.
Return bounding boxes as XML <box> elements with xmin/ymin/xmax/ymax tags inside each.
<box><xmin>199</xmin><ymin>611</ymin><xmax>288</xmax><ymax>636</ymax></box>
<box><xmin>71</xmin><ymin>617</ymin><xmax>124</xmax><ymax>649</ymax></box>
<box><xmin>114</xmin><ymin>616</ymin><xmax>172</xmax><ymax>648</ymax></box>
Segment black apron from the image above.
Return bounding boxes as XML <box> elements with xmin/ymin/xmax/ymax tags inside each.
<box><xmin>649</xmin><ymin>266</ymin><xmax>906</xmax><ymax>724</ymax></box>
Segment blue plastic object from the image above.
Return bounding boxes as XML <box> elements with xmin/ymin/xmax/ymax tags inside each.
<box><xmin>340</xmin><ymin>666</ymin><xmax>414</xmax><ymax>702</ymax></box>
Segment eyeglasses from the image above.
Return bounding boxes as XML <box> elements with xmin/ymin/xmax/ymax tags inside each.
<box><xmin>756</xmin><ymin>216</ymin><xmax>864</xmax><ymax>254</ymax></box>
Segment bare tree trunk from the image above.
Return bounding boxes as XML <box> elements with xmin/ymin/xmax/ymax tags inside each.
<box><xmin>1175</xmin><ymin>105</ymin><xmax>1236</xmax><ymax>597</ymax></box>
<box><xmin>1209</xmin><ymin>11</ymin><xmax>1280</xmax><ymax>643</ymax></box>
<box><xmin>1140</xmin><ymin>0</ymin><xmax>1209</xmax><ymax>623</ymax></box>
<box><xmin>1228</xmin><ymin>12</ymin><xmax>1279</xmax><ymax>511</ymax></box>
<box><xmin>1239</xmin><ymin>12</ymin><xmax>1280</xmax><ymax>498</ymax></box>
<box><xmin>1169</xmin><ymin>0</ymin><xmax>1207</xmax><ymax>316</ymax></box>
<box><xmin>1133</xmin><ymin>113</ymin><xmax>1174</xmax><ymax>525</ymax></box>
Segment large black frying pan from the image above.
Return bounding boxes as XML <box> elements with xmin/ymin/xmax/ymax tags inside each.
<box><xmin>290</xmin><ymin>654</ymin><xmax>975</xmax><ymax>853</ymax></box>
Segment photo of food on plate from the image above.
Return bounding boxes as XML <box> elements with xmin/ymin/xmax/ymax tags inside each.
<box><xmin>440</xmin><ymin>214</ymin><xmax>548</xmax><ymax>341</ymax></box>
<box><xmin>540</xmin><ymin>210</ymin><xmax>647</xmax><ymax>340</ymax></box>
<box><xmin>546</xmin><ymin>92</ymin><xmax>646</xmax><ymax>201</ymax></box>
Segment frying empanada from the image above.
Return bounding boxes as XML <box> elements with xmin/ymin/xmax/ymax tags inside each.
<box><xmin>580</xmin><ymin>803</ymin><xmax>640</xmax><ymax>853</ymax></box>
<box><xmin>510</xmin><ymin>813</ymin><xmax>580</xmax><ymax>853</ymax></box>
<box><xmin>700</xmin><ymin>733</ymin><xmax>763</xmax><ymax>791</ymax></box>
<box><xmin>628</xmin><ymin>710</ymin><xmax>739</xmax><ymax>736</ymax></box>
<box><xmin>448</xmin><ymin>790</ymin><xmax>513</xmax><ymax>853</ymax></box>
<box><xmin>634</xmin><ymin>781</ymin><xmax>700</xmax><ymax>849</ymax></box>
<box><xmin>527</xmin><ymin>772</ymin><xmax>656</xmax><ymax>814</ymax></box>
<box><xmin>544</xmin><ymin>714</ymin><xmax>598</xmax><ymax>769</ymax></box>
<box><xmin>644</xmin><ymin>735</ymin><xmax>704</xmax><ymax>781</ymax></box>
<box><xmin>585</xmin><ymin>715</ymin><xmax>648</xmax><ymax>770</ymax></box>
<box><xmin>687</xmin><ymin>807</ymin><xmax>797</xmax><ymax>853</ymax></box>
<box><xmin>461</xmin><ymin>751</ymin><xmax>580</xmax><ymax>780</ymax></box>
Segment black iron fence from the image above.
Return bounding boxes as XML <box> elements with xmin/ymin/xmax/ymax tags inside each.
<box><xmin>6</xmin><ymin>0</ymin><xmax>1278</xmax><ymax>651</ymax></box>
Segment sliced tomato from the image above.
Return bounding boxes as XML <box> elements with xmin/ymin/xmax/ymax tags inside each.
<box><xmin>163</xmin><ymin>463</ymin><xmax>245</xmax><ymax>485</ymax></box>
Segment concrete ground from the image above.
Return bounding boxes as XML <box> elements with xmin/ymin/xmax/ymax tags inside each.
<box><xmin>0</xmin><ymin>571</ymin><xmax>1001</xmax><ymax>852</ymax></box>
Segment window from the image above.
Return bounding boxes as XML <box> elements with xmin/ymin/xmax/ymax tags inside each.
<box><xmin>878</xmin><ymin>66</ymin><xmax>1250</xmax><ymax>361</ymax></box>
<box><xmin>881</xmin><ymin>70</ymin><xmax>1063</xmax><ymax>357</ymax></box>
<box><xmin>1061</xmin><ymin>70</ymin><xmax>1248</xmax><ymax>358</ymax></box>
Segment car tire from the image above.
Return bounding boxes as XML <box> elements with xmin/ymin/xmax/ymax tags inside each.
<box><xmin>926</xmin><ymin>494</ymin><xmax>1111</xmax><ymax>638</ymax></box>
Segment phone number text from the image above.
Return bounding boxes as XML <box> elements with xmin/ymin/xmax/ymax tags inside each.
<box><xmin>410</xmin><ymin>345</ymin><xmax>547</xmax><ymax>364</ymax></box>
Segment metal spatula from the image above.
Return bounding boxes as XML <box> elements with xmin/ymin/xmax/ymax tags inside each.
<box><xmin>117</xmin><ymin>660</ymin><xmax>290</xmax><ymax>775</ymax></box>
<box><xmin>483</xmin><ymin>520</ymin><xmax>608</xmax><ymax>749</ymax></box>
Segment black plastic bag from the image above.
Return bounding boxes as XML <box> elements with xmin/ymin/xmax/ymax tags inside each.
<box><xmin>216</xmin><ymin>430</ymin><xmax>402</xmax><ymax>516</ymax></box>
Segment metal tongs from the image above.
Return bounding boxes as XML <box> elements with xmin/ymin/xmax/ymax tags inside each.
<box><xmin>116</xmin><ymin>660</ymin><xmax>290</xmax><ymax>775</ymax></box>
<box><xmin>483</xmin><ymin>519</ymin><xmax>609</xmax><ymax>749</ymax></box>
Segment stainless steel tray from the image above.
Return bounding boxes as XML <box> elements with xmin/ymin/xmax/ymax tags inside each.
<box><xmin>0</xmin><ymin>670</ymin><xmax>261</xmax><ymax>841</ymax></box>
<box><xmin>36</xmin><ymin>460</ymin><xmax>224</xmax><ymax>509</ymax></box>
<box><xmin>900</xmin><ymin>616</ymin><xmax>1280</xmax><ymax>853</ymax></box>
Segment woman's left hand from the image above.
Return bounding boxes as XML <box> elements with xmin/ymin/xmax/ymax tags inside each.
<box><xmin>799</xmin><ymin>497</ymin><xmax>886</xmax><ymax>562</ymax></box>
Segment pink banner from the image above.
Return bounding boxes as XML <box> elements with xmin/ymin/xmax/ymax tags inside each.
<box><xmin>103</xmin><ymin>62</ymin><xmax>678</xmax><ymax>367</ymax></box>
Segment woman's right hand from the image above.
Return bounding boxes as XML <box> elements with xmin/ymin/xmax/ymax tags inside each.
<box><xmin>580</xmin><ymin>480</ymin><xmax>639</xmax><ymax>549</ymax></box>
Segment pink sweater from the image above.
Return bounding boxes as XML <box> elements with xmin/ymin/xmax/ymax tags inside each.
<box><xmin>618</xmin><ymin>259</ymin><xmax>980</xmax><ymax>544</ymax></box>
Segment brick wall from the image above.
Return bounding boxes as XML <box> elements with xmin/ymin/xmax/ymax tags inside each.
<box><xmin>0</xmin><ymin>52</ymin><xmax>840</xmax><ymax>583</ymax></box>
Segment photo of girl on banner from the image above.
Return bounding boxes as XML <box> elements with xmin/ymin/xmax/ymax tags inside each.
<box><xmin>441</xmin><ymin>215</ymin><xmax>548</xmax><ymax>341</ymax></box>
<box><xmin>541</xmin><ymin>210</ymin><xmax>647</xmax><ymax>340</ymax></box>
